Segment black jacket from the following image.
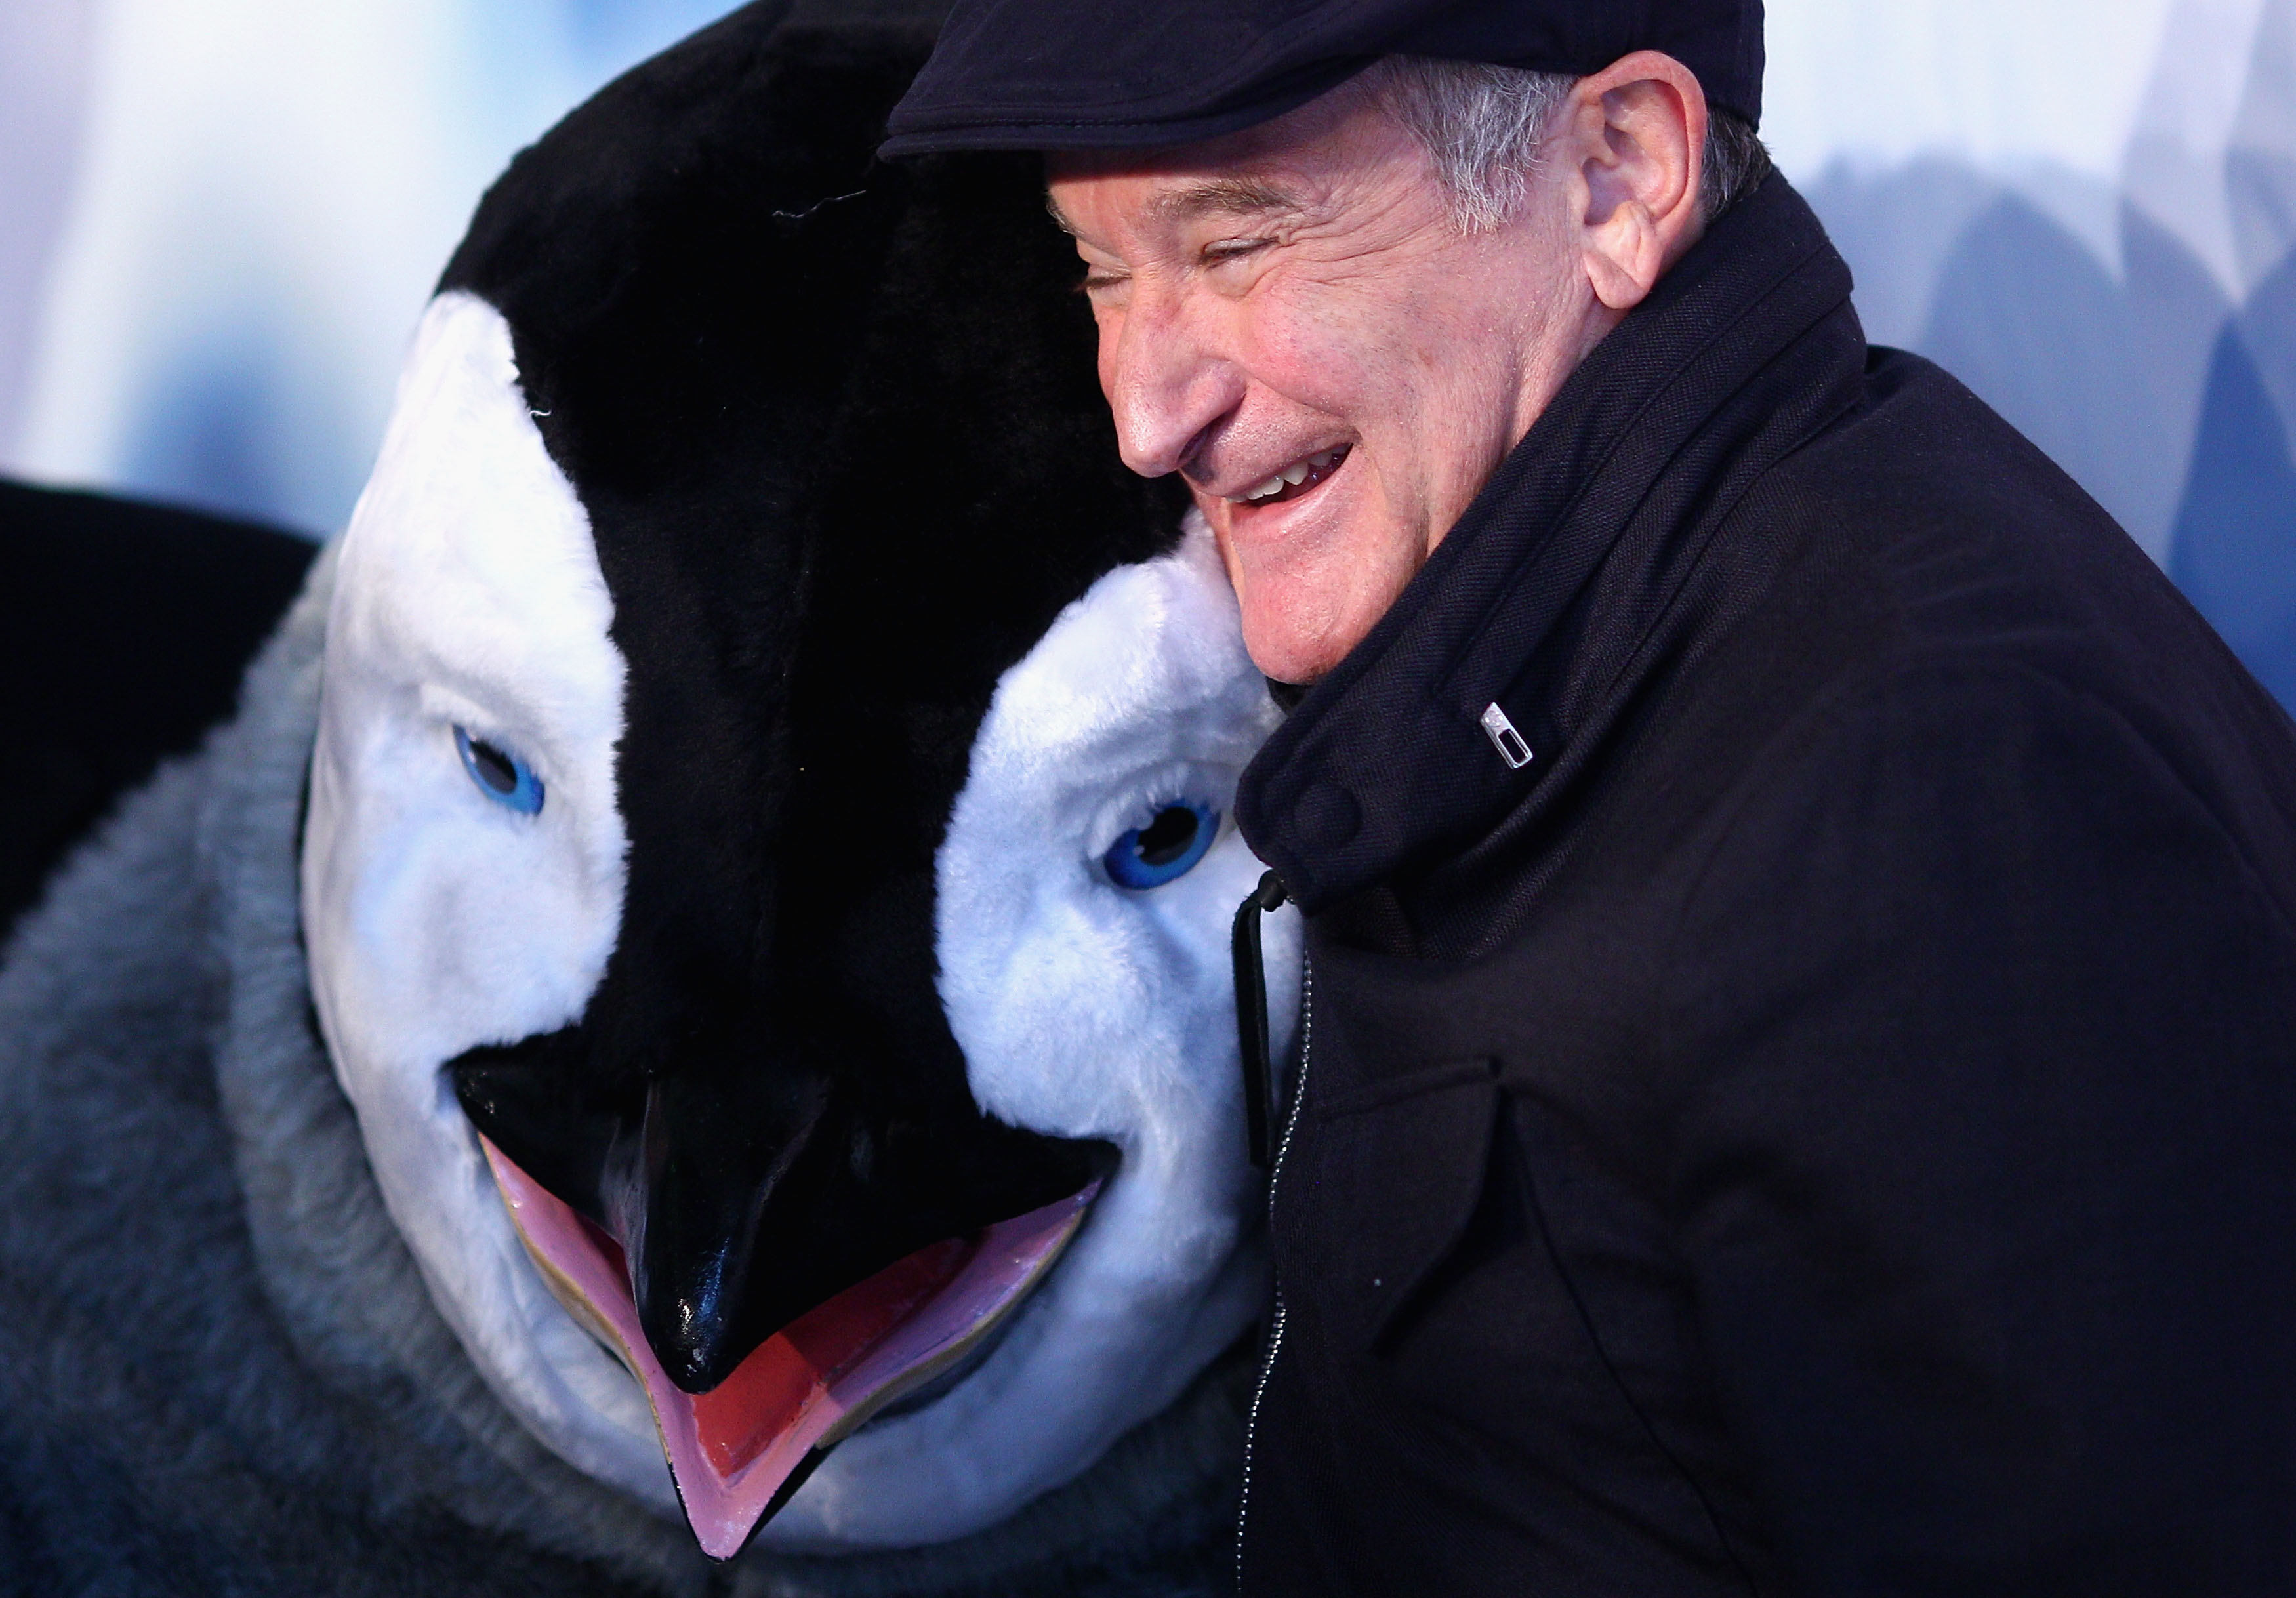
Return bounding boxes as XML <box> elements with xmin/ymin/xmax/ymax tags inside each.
<box><xmin>1230</xmin><ymin>174</ymin><xmax>2296</xmax><ymax>1595</ymax></box>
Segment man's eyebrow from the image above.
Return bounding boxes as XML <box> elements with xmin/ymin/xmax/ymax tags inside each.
<box><xmin>1145</xmin><ymin>176</ymin><xmax>1304</xmax><ymax>226</ymax></box>
<box><xmin>1042</xmin><ymin>175</ymin><xmax>1305</xmax><ymax>239</ymax></box>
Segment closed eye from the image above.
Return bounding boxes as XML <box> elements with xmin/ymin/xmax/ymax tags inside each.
<box><xmin>455</xmin><ymin>725</ymin><xmax>544</xmax><ymax>816</ymax></box>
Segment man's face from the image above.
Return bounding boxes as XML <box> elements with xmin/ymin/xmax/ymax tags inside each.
<box><xmin>1048</xmin><ymin>80</ymin><xmax>1594</xmax><ymax>683</ymax></box>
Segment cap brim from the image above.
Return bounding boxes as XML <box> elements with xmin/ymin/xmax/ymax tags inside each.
<box><xmin>880</xmin><ymin>58</ymin><xmax>1366</xmax><ymax>159</ymax></box>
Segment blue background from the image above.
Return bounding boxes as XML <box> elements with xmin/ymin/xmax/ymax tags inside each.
<box><xmin>1</xmin><ymin>0</ymin><xmax>2290</xmax><ymax>709</ymax></box>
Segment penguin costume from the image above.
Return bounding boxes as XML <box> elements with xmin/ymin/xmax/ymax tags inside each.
<box><xmin>0</xmin><ymin>5</ymin><xmax>1302</xmax><ymax>1591</ymax></box>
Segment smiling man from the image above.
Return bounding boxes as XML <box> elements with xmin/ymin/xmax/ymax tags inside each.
<box><xmin>886</xmin><ymin>3</ymin><xmax>2296</xmax><ymax>1594</ymax></box>
<box><xmin>1046</xmin><ymin>51</ymin><xmax>1724</xmax><ymax>685</ymax></box>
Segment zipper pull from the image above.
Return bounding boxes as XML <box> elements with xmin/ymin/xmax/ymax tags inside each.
<box><xmin>1230</xmin><ymin>870</ymin><xmax>1289</xmax><ymax>1170</ymax></box>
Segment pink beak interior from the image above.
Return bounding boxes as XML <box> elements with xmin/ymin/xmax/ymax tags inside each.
<box><xmin>480</xmin><ymin>1136</ymin><xmax>1096</xmax><ymax>1559</ymax></box>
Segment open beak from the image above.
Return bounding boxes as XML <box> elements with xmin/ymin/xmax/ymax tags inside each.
<box><xmin>480</xmin><ymin>1136</ymin><xmax>1094</xmax><ymax>1559</ymax></box>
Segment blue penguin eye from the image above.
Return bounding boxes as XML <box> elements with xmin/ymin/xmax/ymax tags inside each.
<box><xmin>454</xmin><ymin>726</ymin><xmax>544</xmax><ymax>816</ymax></box>
<box><xmin>1103</xmin><ymin>800</ymin><xmax>1218</xmax><ymax>890</ymax></box>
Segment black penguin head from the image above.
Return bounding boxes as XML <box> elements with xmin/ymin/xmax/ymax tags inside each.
<box><xmin>300</xmin><ymin>3</ymin><xmax>1297</xmax><ymax>1561</ymax></box>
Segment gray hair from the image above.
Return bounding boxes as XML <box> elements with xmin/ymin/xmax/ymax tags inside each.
<box><xmin>1363</xmin><ymin>56</ymin><xmax>1772</xmax><ymax>233</ymax></box>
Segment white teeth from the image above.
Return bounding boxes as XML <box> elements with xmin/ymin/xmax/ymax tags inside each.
<box><xmin>1231</xmin><ymin>447</ymin><xmax>1346</xmax><ymax>504</ymax></box>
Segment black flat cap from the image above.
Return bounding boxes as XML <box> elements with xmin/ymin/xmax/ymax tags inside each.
<box><xmin>881</xmin><ymin>0</ymin><xmax>1763</xmax><ymax>158</ymax></box>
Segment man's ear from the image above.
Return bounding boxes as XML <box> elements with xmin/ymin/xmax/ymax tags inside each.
<box><xmin>1558</xmin><ymin>51</ymin><xmax>1708</xmax><ymax>314</ymax></box>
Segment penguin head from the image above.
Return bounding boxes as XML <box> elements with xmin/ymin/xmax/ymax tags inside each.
<box><xmin>298</xmin><ymin>10</ymin><xmax>1300</xmax><ymax>1559</ymax></box>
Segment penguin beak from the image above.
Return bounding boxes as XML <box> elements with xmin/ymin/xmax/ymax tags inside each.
<box><xmin>446</xmin><ymin>1023</ymin><xmax>1107</xmax><ymax>1557</ymax></box>
<box><xmin>479</xmin><ymin>1134</ymin><xmax>1094</xmax><ymax>1559</ymax></box>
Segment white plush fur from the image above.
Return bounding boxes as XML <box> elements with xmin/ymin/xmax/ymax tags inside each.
<box><xmin>299</xmin><ymin>291</ymin><xmax>1304</xmax><ymax>1554</ymax></box>
<box><xmin>798</xmin><ymin>517</ymin><xmax>1303</xmax><ymax>1547</ymax></box>
<box><xmin>302</xmin><ymin>291</ymin><xmax>674</xmax><ymax>1511</ymax></box>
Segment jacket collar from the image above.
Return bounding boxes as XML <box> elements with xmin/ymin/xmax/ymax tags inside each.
<box><xmin>1233</xmin><ymin>175</ymin><xmax>1864</xmax><ymax>916</ymax></box>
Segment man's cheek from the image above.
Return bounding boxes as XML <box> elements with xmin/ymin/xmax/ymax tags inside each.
<box><xmin>1094</xmin><ymin>311</ymin><xmax>1124</xmax><ymax>404</ymax></box>
<box><xmin>1205</xmin><ymin>510</ymin><xmax>1247</xmax><ymax>595</ymax></box>
<box><xmin>1239</xmin><ymin>321</ymin><xmax>1360</xmax><ymax>420</ymax></box>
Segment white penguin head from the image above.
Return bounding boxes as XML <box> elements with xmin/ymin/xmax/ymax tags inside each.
<box><xmin>301</xmin><ymin>289</ymin><xmax>1302</xmax><ymax>1553</ymax></box>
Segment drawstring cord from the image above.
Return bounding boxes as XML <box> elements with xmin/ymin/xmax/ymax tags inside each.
<box><xmin>1231</xmin><ymin>870</ymin><xmax>1289</xmax><ymax>1169</ymax></box>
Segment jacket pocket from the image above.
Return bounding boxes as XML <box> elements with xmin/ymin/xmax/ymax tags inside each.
<box><xmin>1307</xmin><ymin>1057</ymin><xmax>1501</xmax><ymax>1349</ymax></box>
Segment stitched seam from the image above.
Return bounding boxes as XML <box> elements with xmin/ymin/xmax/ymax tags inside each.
<box><xmin>1512</xmin><ymin>1105</ymin><xmax>1763</xmax><ymax>1595</ymax></box>
<box><xmin>1576</xmin><ymin>361</ymin><xmax>1870</xmax><ymax>724</ymax></box>
<box><xmin>1315</xmin><ymin>1056</ymin><xmax>1496</xmax><ymax>1120</ymax></box>
<box><xmin>1432</xmin><ymin>239</ymin><xmax>1843</xmax><ymax>690</ymax></box>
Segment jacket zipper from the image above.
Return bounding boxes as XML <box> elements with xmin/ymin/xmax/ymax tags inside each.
<box><xmin>1237</xmin><ymin>956</ymin><xmax>1311</xmax><ymax>1592</ymax></box>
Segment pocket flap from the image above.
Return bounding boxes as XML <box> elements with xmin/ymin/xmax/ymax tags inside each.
<box><xmin>1312</xmin><ymin>1058</ymin><xmax>1500</xmax><ymax>1347</ymax></box>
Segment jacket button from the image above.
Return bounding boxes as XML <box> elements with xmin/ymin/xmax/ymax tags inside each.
<box><xmin>1295</xmin><ymin>781</ymin><xmax>1361</xmax><ymax>850</ymax></box>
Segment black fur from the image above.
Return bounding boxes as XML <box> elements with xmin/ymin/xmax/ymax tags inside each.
<box><xmin>438</xmin><ymin>5</ymin><xmax>1189</xmax><ymax>1393</ymax></box>
<box><xmin>0</xmin><ymin>480</ymin><xmax>313</xmax><ymax>942</ymax></box>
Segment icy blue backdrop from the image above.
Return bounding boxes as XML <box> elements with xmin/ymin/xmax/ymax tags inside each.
<box><xmin>1</xmin><ymin>0</ymin><xmax>2291</xmax><ymax>708</ymax></box>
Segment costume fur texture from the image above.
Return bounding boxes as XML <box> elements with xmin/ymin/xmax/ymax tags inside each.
<box><xmin>0</xmin><ymin>4</ymin><xmax>1287</xmax><ymax>1589</ymax></box>
<box><xmin>0</xmin><ymin>562</ymin><xmax>1248</xmax><ymax>1596</ymax></box>
<box><xmin>300</xmin><ymin>289</ymin><xmax>1289</xmax><ymax>1535</ymax></box>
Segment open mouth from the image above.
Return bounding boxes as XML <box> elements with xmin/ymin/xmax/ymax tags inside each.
<box><xmin>1227</xmin><ymin>444</ymin><xmax>1350</xmax><ymax>510</ymax></box>
<box><xmin>480</xmin><ymin>1137</ymin><xmax>1095</xmax><ymax>1560</ymax></box>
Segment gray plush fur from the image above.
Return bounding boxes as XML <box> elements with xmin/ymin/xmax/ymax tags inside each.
<box><xmin>0</xmin><ymin>556</ymin><xmax>1243</xmax><ymax>1596</ymax></box>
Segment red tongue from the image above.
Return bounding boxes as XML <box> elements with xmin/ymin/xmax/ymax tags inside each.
<box><xmin>689</xmin><ymin>1236</ymin><xmax>970</xmax><ymax>1477</ymax></box>
<box><xmin>479</xmin><ymin>1137</ymin><xmax>1094</xmax><ymax>1559</ymax></box>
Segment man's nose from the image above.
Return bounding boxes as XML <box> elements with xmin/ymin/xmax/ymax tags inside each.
<box><xmin>1101</xmin><ymin>291</ymin><xmax>1245</xmax><ymax>481</ymax></box>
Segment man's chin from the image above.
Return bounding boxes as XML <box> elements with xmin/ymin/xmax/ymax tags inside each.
<box><xmin>1237</xmin><ymin>599</ymin><xmax>1364</xmax><ymax>688</ymax></box>
<box><xmin>1233</xmin><ymin>556</ymin><xmax>1422</xmax><ymax>686</ymax></box>
<box><xmin>1203</xmin><ymin>501</ymin><xmax>1423</xmax><ymax>688</ymax></box>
